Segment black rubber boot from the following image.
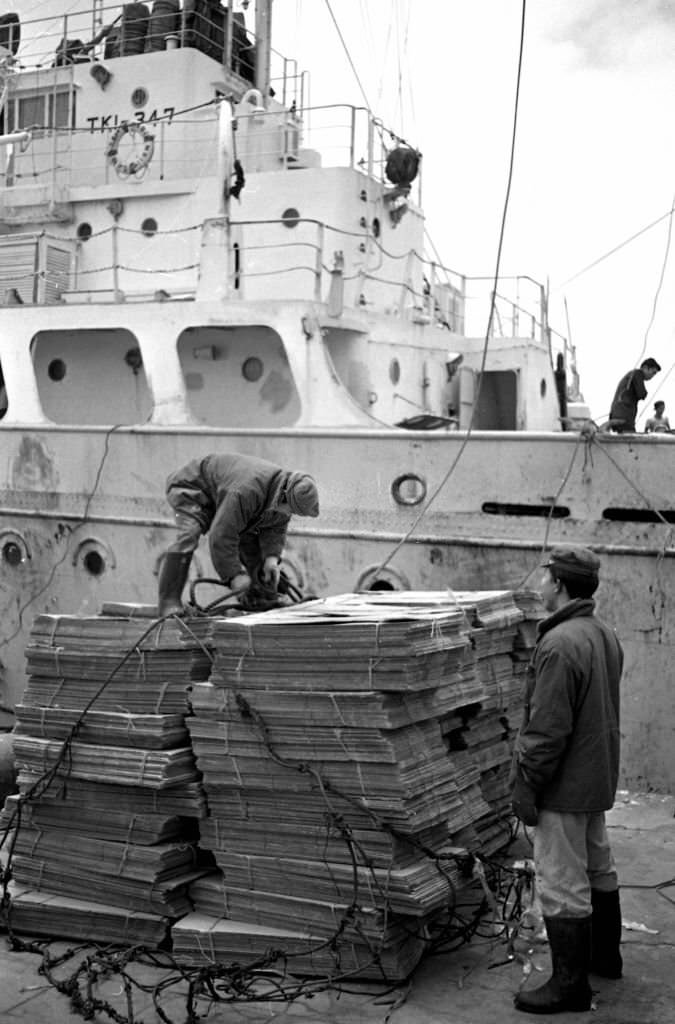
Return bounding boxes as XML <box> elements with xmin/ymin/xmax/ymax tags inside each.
<box><xmin>590</xmin><ymin>888</ymin><xmax>623</xmax><ymax>978</ymax></box>
<box><xmin>514</xmin><ymin>915</ymin><xmax>593</xmax><ymax>1014</ymax></box>
<box><xmin>157</xmin><ymin>552</ymin><xmax>192</xmax><ymax>616</ymax></box>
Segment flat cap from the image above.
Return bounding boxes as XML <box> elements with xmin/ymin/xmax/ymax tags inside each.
<box><xmin>542</xmin><ymin>546</ymin><xmax>601</xmax><ymax>578</ymax></box>
<box><xmin>285</xmin><ymin>472</ymin><xmax>320</xmax><ymax>517</ymax></box>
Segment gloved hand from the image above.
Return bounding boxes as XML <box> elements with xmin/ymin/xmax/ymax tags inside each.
<box><xmin>261</xmin><ymin>556</ymin><xmax>281</xmax><ymax>589</ymax></box>
<box><xmin>511</xmin><ymin>776</ymin><xmax>538</xmax><ymax>827</ymax></box>
<box><xmin>228</xmin><ymin>571</ymin><xmax>252</xmax><ymax>595</ymax></box>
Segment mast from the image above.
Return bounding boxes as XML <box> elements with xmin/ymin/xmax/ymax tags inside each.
<box><xmin>254</xmin><ymin>0</ymin><xmax>272</xmax><ymax>105</ymax></box>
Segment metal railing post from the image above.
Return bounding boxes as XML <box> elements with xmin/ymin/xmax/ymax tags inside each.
<box><xmin>314</xmin><ymin>222</ymin><xmax>324</xmax><ymax>301</ymax></box>
<box><xmin>112</xmin><ymin>223</ymin><xmax>120</xmax><ymax>300</ymax></box>
<box><xmin>349</xmin><ymin>106</ymin><xmax>356</xmax><ymax>169</ymax></box>
<box><xmin>367</xmin><ymin>111</ymin><xmax>374</xmax><ymax>178</ymax></box>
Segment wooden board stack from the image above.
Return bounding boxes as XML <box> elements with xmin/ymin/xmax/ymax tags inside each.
<box><xmin>2</xmin><ymin>611</ymin><xmax>215</xmax><ymax>947</ymax></box>
<box><xmin>176</xmin><ymin>590</ymin><xmax>542</xmax><ymax>979</ymax></box>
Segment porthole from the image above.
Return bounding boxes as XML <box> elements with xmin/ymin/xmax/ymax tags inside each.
<box><xmin>2</xmin><ymin>541</ymin><xmax>23</xmax><ymax>566</ymax></box>
<box><xmin>48</xmin><ymin>359</ymin><xmax>66</xmax><ymax>382</ymax></box>
<box><xmin>77</xmin><ymin>222</ymin><xmax>92</xmax><ymax>241</ymax></box>
<box><xmin>73</xmin><ymin>538</ymin><xmax>115</xmax><ymax>575</ymax></box>
<box><xmin>281</xmin><ymin>207</ymin><xmax>300</xmax><ymax>228</ymax></box>
<box><xmin>83</xmin><ymin>550</ymin><xmax>105</xmax><ymax>577</ymax></box>
<box><xmin>141</xmin><ymin>217</ymin><xmax>158</xmax><ymax>237</ymax></box>
<box><xmin>0</xmin><ymin>531</ymin><xmax>30</xmax><ymax>566</ymax></box>
<box><xmin>389</xmin><ymin>358</ymin><xmax>400</xmax><ymax>384</ymax></box>
<box><xmin>540</xmin><ymin>378</ymin><xmax>547</xmax><ymax>397</ymax></box>
<box><xmin>354</xmin><ymin>564</ymin><xmax>411</xmax><ymax>592</ymax></box>
<box><xmin>242</xmin><ymin>356</ymin><xmax>263</xmax><ymax>382</ymax></box>
<box><xmin>132</xmin><ymin>87</ymin><xmax>149</xmax><ymax>108</ymax></box>
<box><xmin>391</xmin><ymin>472</ymin><xmax>427</xmax><ymax>506</ymax></box>
<box><xmin>372</xmin><ymin>217</ymin><xmax>381</xmax><ymax>238</ymax></box>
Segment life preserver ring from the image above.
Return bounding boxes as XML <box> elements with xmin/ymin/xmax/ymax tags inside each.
<box><xmin>106</xmin><ymin>121</ymin><xmax>155</xmax><ymax>179</ymax></box>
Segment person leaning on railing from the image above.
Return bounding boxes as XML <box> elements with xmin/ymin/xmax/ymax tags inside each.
<box><xmin>607</xmin><ymin>356</ymin><xmax>661</xmax><ymax>433</ymax></box>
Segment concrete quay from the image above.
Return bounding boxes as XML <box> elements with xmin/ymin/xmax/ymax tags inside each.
<box><xmin>0</xmin><ymin>790</ymin><xmax>673</xmax><ymax>1024</ymax></box>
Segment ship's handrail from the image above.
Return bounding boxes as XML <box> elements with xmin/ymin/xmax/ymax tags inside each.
<box><xmin>9</xmin><ymin>3</ymin><xmax>298</xmax><ymax>104</ymax></box>
<box><xmin>0</xmin><ymin>212</ymin><xmax>556</xmax><ymax>350</ymax></box>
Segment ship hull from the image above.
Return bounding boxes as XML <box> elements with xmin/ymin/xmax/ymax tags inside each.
<box><xmin>0</xmin><ymin>426</ymin><xmax>672</xmax><ymax>791</ymax></box>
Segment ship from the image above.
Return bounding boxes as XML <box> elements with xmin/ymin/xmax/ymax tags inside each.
<box><xmin>0</xmin><ymin>1</ymin><xmax>671</xmax><ymax>793</ymax></box>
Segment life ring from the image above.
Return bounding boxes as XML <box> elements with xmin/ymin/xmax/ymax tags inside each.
<box><xmin>106</xmin><ymin>121</ymin><xmax>155</xmax><ymax>179</ymax></box>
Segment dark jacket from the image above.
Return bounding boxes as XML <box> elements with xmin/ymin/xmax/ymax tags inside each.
<box><xmin>513</xmin><ymin>599</ymin><xmax>623</xmax><ymax>812</ymax></box>
<box><xmin>165</xmin><ymin>453</ymin><xmax>290</xmax><ymax>581</ymax></box>
<box><xmin>609</xmin><ymin>368</ymin><xmax>647</xmax><ymax>430</ymax></box>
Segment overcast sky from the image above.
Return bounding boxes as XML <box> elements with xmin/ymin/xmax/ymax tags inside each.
<box><xmin>272</xmin><ymin>0</ymin><xmax>675</xmax><ymax>422</ymax></box>
<box><xmin>19</xmin><ymin>0</ymin><xmax>675</xmax><ymax>421</ymax></box>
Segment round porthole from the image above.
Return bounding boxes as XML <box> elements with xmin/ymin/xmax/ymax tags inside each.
<box><xmin>540</xmin><ymin>378</ymin><xmax>547</xmax><ymax>397</ymax></box>
<box><xmin>77</xmin><ymin>222</ymin><xmax>92</xmax><ymax>241</ymax></box>
<box><xmin>389</xmin><ymin>358</ymin><xmax>400</xmax><ymax>384</ymax></box>
<box><xmin>242</xmin><ymin>356</ymin><xmax>263</xmax><ymax>382</ymax></box>
<box><xmin>355</xmin><ymin>564</ymin><xmax>411</xmax><ymax>591</ymax></box>
<box><xmin>48</xmin><ymin>359</ymin><xmax>66</xmax><ymax>382</ymax></box>
<box><xmin>0</xmin><ymin>531</ymin><xmax>30</xmax><ymax>566</ymax></box>
<box><xmin>391</xmin><ymin>472</ymin><xmax>427</xmax><ymax>506</ymax></box>
<box><xmin>83</xmin><ymin>550</ymin><xmax>105</xmax><ymax>577</ymax></box>
<box><xmin>132</xmin><ymin>87</ymin><xmax>149</xmax><ymax>108</ymax></box>
<box><xmin>281</xmin><ymin>207</ymin><xmax>300</xmax><ymax>228</ymax></box>
<box><xmin>73</xmin><ymin>538</ymin><xmax>115</xmax><ymax>576</ymax></box>
<box><xmin>141</xmin><ymin>217</ymin><xmax>158</xmax><ymax>237</ymax></box>
<box><xmin>3</xmin><ymin>541</ymin><xmax>23</xmax><ymax>566</ymax></box>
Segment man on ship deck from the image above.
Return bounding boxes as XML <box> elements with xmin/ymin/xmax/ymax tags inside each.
<box><xmin>607</xmin><ymin>356</ymin><xmax>661</xmax><ymax>432</ymax></box>
<box><xmin>157</xmin><ymin>453</ymin><xmax>319</xmax><ymax>616</ymax></box>
<box><xmin>644</xmin><ymin>399</ymin><xmax>672</xmax><ymax>433</ymax></box>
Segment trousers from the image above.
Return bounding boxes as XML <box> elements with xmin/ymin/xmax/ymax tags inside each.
<box><xmin>534</xmin><ymin>809</ymin><xmax>618</xmax><ymax>918</ymax></box>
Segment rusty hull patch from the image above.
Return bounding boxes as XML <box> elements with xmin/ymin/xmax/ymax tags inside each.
<box><xmin>11</xmin><ymin>437</ymin><xmax>59</xmax><ymax>507</ymax></box>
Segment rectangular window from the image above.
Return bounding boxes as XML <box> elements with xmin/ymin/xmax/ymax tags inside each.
<box><xmin>9</xmin><ymin>90</ymin><xmax>76</xmax><ymax>132</ymax></box>
<box><xmin>48</xmin><ymin>90</ymin><xmax>75</xmax><ymax>129</ymax></box>
<box><xmin>17</xmin><ymin>94</ymin><xmax>45</xmax><ymax>130</ymax></box>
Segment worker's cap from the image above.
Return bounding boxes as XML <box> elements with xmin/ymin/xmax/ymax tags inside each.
<box><xmin>541</xmin><ymin>546</ymin><xmax>601</xmax><ymax>579</ymax></box>
<box><xmin>285</xmin><ymin>472</ymin><xmax>319</xmax><ymax>517</ymax></box>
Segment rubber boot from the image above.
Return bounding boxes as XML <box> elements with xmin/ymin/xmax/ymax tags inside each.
<box><xmin>157</xmin><ymin>551</ymin><xmax>192</xmax><ymax>616</ymax></box>
<box><xmin>590</xmin><ymin>888</ymin><xmax>623</xmax><ymax>978</ymax></box>
<box><xmin>514</xmin><ymin>915</ymin><xmax>593</xmax><ymax>1014</ymax></box>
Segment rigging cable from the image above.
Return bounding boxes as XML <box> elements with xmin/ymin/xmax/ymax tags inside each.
<box><xmin>324</xmin><ymin>0</ymin><xmax>372</xmax><ymax>112</ymax></box>
<box><xmin>555</xmin><ymin>206</ymin><xmax>675</xmax><ymax>289</ymax></box>
<box><xmin>633</xmin><ymin>187</ymin><xmax>675</xmax><ymax>423</ymax></box>
<box><xmin>372</xmin><ymin>0</ymin><xmax>529</xmax><ymax>577</ymax></box>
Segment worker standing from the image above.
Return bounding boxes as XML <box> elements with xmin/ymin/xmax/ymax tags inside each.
<box><xmin>157</xmin><ymin>452</ymin><xmax>319</xmax><ymax>615</ymax></box>
<box><xmin>608</xmin><ymin>356</ymin><xmax>661</xmax><ymax>432</ymax></box>
<box><xmin>511</xmin><ymin>547</ymin><xmax>624</xmax><ymax>1014</ymax></box>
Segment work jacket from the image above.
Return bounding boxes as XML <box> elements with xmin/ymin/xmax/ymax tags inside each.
<box><xmin>513</xmin><ymin>599</ymin><xmax>623</xmax><ymax>813</ymax></box>
<box><xmin>165</xmin><ymin>453</ymin><xmax>290</xmax><ymax>582</ymax></box>
<box><xmin>609</xmin><ymin>368</ymin><xmax>647</xmax><ymax>430</ymax></box>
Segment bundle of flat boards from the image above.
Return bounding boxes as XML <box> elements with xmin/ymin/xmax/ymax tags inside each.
<box><xmin>179</xmin><ymin>591</ymin><xmax>529</xmax><ymax>979</ymax></box>
<box><xmin>22</xmin><ymin>612</ymin><xmax>214</xmax><ymax>713</ymax></box>
<box><xmin>4</xmin><ymin>610</ymin><xmax>215</xmax><ymax>947</ymax></box>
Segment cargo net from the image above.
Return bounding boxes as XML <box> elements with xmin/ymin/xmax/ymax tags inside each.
<box><xmin>0</xmin><ymin>590</ymin><xmax>546</xmax><ymax>1022</ymax></box>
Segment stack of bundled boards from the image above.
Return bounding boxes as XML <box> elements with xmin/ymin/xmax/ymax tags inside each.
<box><xmin>3</xmin><ymin>611</ymin><xmax>215</xmax><ymax>947</ymax></box>
<box><xmin>176</xmin><ymin>590</ymin><xmax>542</xmax><ymax>979</ymax></box>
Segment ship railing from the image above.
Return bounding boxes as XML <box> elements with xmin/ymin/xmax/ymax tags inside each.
<box><xmin>8</xmin><ymin>3</ymin><xmax>298</xmax><ymax>107</ymax></box>
<box><xmin>0</xmin><ymin>104</ymin><xmax>420</xmax><ymax>217</ymax></box>
<box><xmin>459</xmin><ymin>275</ymin><xmax>551</xmax><ymax>343</ymax></box>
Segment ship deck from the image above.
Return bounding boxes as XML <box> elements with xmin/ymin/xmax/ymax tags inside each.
<box><xmin>0</xmin><ymin>790</ymin><xmax>672</xmax><ymax>1024</ymax></box>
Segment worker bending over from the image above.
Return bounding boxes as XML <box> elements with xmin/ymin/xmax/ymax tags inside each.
<box><xmin>157</xmin><ymin>452</ymin><xmax>319</xmax><ymax>615</ymax></box>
